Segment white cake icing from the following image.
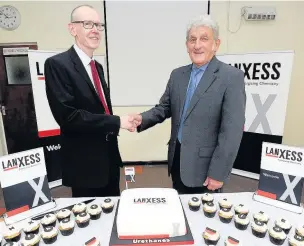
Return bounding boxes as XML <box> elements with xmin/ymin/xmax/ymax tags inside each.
<box><xmin>76</xmin><ymin>212</ymin><xmax>91</xmax><ymax>223</ymax></box>
<box><xmin>3</xmin><ymin>242</ymin><xmax>19</xmax><ymax>246</ymax></box>
<box><xmin>275</xmin><ymin>218</ymin><xmax>292</xmax><ymax>230</ymax></box>
<box><xmin>253</xmin><ymin>211</ymin><xmax>269</xmax><ymax>223</ymax></box>
<box><xmin>56</xmin><ymin>209</ymin><xmax>71</xmax><ymax>219</ymax></box>
<box><xmin>101</xmin><ymin>198</ymin><xmax>114</xmax><ymax>209</ymax></box>
<box><xmin>289</xmin><ymin>234</ymin><xmax>304</xmax><ymax>246</ymax></box>
<box><xmin>73</xmin><ymin>202</ymin><xmax>86</xmax><ymax>213</ymax></box>
<box><xmin>41</xmin><ymin>213</ymin><xmax>56</xmax><ymax>225</ymax></box>
<box><xmin>116</xmin><ymin>188</ymin><xmax>187</xmax><ymax>239</ymax></box>
<box><xmin>201</xmin><ymin>193</ymin><xmax>214</xmax><ymax>202</ymax></box>
<box><xmin>21</xmin><ymin>233</ymin><xmax>40</xmax><ymax>246</ymax></box>
<box><xmin>87</xmin><ymin>204</ymin><xmax>102</xmax><ymax>215</ymax></box>
<box><xmin>3</xmin><ymin>225</ymin><xmax>21</xmax><ymax>239</ymax></box>
<box><xmin>59</xmin><ymin>218</ymin><xmax>75</xmax><ymax>230</ymax></box>
<box><xmin>219</xmin><ymin>198</ymin><xmax>232</xmax><ymax>208</ymax></box>
<box><xmin>297</xmin><ymin>226</ymin><xmax>304</xmax><ymax>236</ymax></box>
<box><xmin>41</xmin><ymin>226</ymin><xmax>58</xmax><ymax>239</ymax></box>
<box><xmin>269</xmin><ymin>226</ymin><xmax>287</xmax><ymax>240</ymax></box>
<box><xmin>23</xmin><ymin>220</ymin><xmax>40</xmax><ymax>232</ymax></box>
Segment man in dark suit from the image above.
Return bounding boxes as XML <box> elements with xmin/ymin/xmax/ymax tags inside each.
<box><xmin>132</xmin><ymin>15</ymin><xmax>246</xmax><ymax>194</ymax></box>
<box><xmin>44</xmin><ymin>5</ymin><xmax>137</xmax><ymax>197</ymax></box>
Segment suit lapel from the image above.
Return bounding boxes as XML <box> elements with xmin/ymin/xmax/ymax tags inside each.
<box><xmin>178</xmin><ymin>64</ymin><xmax>192</xmax><ymax>115</ymax></box>
<box><xmin>184</xmin><ymin>56</ymin><xmax>220</xmax><ymax>121</ymax></box>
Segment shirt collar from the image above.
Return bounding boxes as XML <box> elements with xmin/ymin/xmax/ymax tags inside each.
<box><xmin>73</xmin><ymin>44</ymin><xmax>93</xmax><ymax>66</ymax></box>
<box><xmin>192</xmin><ymin>62</ymin><xmax>209</xmax><ymax>72</ymax></box>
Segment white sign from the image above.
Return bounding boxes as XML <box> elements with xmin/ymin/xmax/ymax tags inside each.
<box><xmin>28</xmin><ymin>49</ymin><xmax>106</xmax><ymax>138</ymax></box>
<box><xmin>124</xmin><ymin>167</ymin><xmax>135</xmax><ymax>183</ymax></box>
<box><xmin>217</xmin><ymin>51</ymin><xmax>294</xmax><ymax>136</ymax></box>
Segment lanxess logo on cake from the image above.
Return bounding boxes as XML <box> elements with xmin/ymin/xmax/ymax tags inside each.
<box><xmin>2</xmin><ymin>153</ymin><xmax>41</xmax><ymax>172</ymax></box>
<box><xmin>265</xmin><ymin>146</ymin><xmax>303</xmax><ymax>164</ymax></box>
<box><xmin>133</xmin><ymin>197</ymin><xmax>166</xmax><ymax>204</ymax></box>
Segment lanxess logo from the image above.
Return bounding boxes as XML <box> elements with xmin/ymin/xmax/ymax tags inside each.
<box><xmin>133</xmin><ymin>197</ymin><xmax>166</xmax><ymax>204</ymax></box>
<box><xmin>2</xmin><ymin>153</ymin><xmax>41</xmax><ymax>172</ymax></box>
<box><xmin>266</xmin><ymin>147</ymin><xmax>303</xmax><ymax>164</ymax></box>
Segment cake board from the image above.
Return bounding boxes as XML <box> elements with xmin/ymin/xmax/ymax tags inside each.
<box><xmin>109</xmin><ymin>200</ymin><xmax>194</xmax><ymax>246</ymax></box>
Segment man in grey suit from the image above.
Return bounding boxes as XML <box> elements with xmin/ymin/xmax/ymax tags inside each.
<box><xmin>131</xmin><ymin>15</ymin><xmax>246</xmax><ymax>194</ymax></box>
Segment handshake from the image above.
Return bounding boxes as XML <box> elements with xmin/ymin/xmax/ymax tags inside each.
<box><xmin>120</xmin><ymin>113</ymin><xmax>142</xmax><ymax>132</ymax></box>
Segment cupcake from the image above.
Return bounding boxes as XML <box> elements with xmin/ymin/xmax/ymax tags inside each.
<box><xmin>218</xmin><ymin>198</ymin><xmax>232</xmax><ymax>210</ymax></box>
<box><xmin>41</xmin><ymin>226</ymin><xmax>58</xmax><ymax>244</ymax></box>
<box><xmin>3</xmin><ymin>225</ymin><xmax>21</xmax><ymax>242</ymax></box>
<box><xmin>234</xmin><ymin>204</ymin><xmax>249</xmax><ymax>215</ymax></box>
<box><xmin>59</xmin><ymin>217</ymin><xmax>75</xmax><ymax>236</ymax></box>
<box><xmin>251</xmin><ymin>220</ymin><xmax>267</xmax><ymax>238</ymax></box>
<box><xmin>296</xmin><ymin>226</ymin><xmax>304</xmax><ymax>237</ymax></box>
<box><xmin>20</xmin><ymin>233</ymin><xmax>40</xmax><ymax>246</ymax></box>
<box><xmin>201</xmin><ymin>193</ymin><xmax>214</xmax><ymax>204</ymax></box>
<box><xmin>41</xmin><ymin>213</ymin><xmax>57</xmax><ymax>228</ymax></box>
<box><xmin>3</xmin><ymin>243</ymin><xmax>19</xmax><ymax>246</ymax></box>
<box><xmin>289</xmin><ymin>234</ymin><xmax>304</xmax><ymax>246</ymax></box>
<box><xmin>225</xmin><ymin>236</ymin><xmax>241</xmax><ymax>246</ymax></box>
<box><xmin>85</xmin><ymin>237</ymin><xmax>101</xmax><ymax>246</ymax></box>
<box><xmin>87</xmin><ymin>204</ymin><xmax>102</xmax><ymax>220</ymax></box>
<box><xmin>275</xmin><ymin>218</ymin><xmax>292</xmax><ymax>234</ymax></box>
<box><xmin>23</xmin><ymin>220</ymin><xmax>40</xmax><ymax>235</ymax></box>
<box><xmin>56</xmin><ymin>208</ymin><xmax>71</xmax><ymax>222</ymax></box>
<box><xmin>72</xmin><ymin>202</ymin><xmax>86</xmax><ymax>216</ymax></box>
<box><xmin>188</xmin><ymin>197</ymin><xmax>201</xmax><ymax>211</ymax></box>
<box><xmin>253</xmin><ymin>211</ymin><xmax>269</xmax><ymax>224</ymax></box>
<box><xmin>202</xmin><ymin>227</ymin><xmax>220</xmax><ymax>245</ymax></box>
<box><xmin>218</xmin><ymin>208</ymin><xmax>233</xmax><ymax>223</ymax></box>
<box><xmin>234</xmin><ymin>214</ymin><xmax>249</xmax><ymax>230</ymax></box>
<box><xmin>76</xmin><ymin>211</ymin><xmax>91</xmax><ymax>228</ymax></box>
<box><xmin>101</xmin><ymin>198</ymin><xmax>115</xmax><ymax>213</ymax></box>
<box><xmin>203</xmin><ymin>201</ymin><xmax>217</xmax><ymax>218</ymax></box>
<box><xmin>269</xmin><ymin>226</ymin><xmax>287</xmax><ymax>245</ymax></box>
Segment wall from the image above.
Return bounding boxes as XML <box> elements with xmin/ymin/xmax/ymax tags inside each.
<box><xmin>0</xmin><ymin>1</ymin><xmax>303</xmax><ymax>162</ymax></box>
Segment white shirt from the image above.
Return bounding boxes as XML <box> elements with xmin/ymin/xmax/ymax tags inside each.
<box><xmin>73</xmin><ymin>44</ymin><xmax>107</xmax><ymax>106</ymax></box>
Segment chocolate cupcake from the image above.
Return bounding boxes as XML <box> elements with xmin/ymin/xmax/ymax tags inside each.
<box><xmin>202</xmin><ymin>227</ymin><xmax>220</xmax><ymax>245</ymax></box>
<box><xmin>289</xmin><ymin>234</ymin><xmax>304</xmax><ymax>246</ymax></box>
<box><xmin>23</xmin><ymin>220</ymin><xmax>40</xmax><ymax>235</ymax></box>
<box><xmin>218</xmin><ymin>198</ymin><xmax>232</xmax><ymax>210</ymax></box>
<box><xmin>85</xmin><ymin>237</ymin><xmax>101</xmax><ymax>246</ymax></box>
<box><xmin>234</xmin><ymin>214</ymin><xmax>249</xmax><ymax>230</ymax></box>
<box><xmin>234</xmin><ymin>204</ymin><xmax>249</xmax><ymax>215</ymax></box>
<box><xmin>56</xmin><ymin>208</ymin><xmax>71</xmax><ymax>222</ymax></box>
<box><xmin>253</xmin><ymin>211</ymin><xmax>269</xmax><ymax>224</ymax></box>
<box><xmin>296</xmin><ymin>225</ymin><xmax>304</xmax><ymax>237</ymax></box>
<box><xmin>3</xmin><ymin>225</ymin><xmax>21</xmax><ymax>242</ymax></box>
<box><xmin>41</xmin><ymin>213</ymin><xmax>57</xmax><ymax>228</ymax></box>
<box><xmin>72</xmin><ymin>202</ymin><xmax>86</xmax><ymax>216</ymax></box>
<box><xmin>76</xmin><ymin>211</ymin><xmax>91</xmax><ymax>228</ymax></box>
<box><xmin>20</xmin><ymin>233</ymin><xmax>40</xmax><ymax>246</ymax></box>
<box><xmin>188</xmin><ymin>197</ymin><xmax>201</xmax><ymax>211</ymax></box>
<box><xmin>275</xmin><ymin>218</ymin><xmax>292</xmax><ymax>234</ymax></box>
<box><xmin>101</xmin><ymin>198</ymin><xmax>115</xmax><ymax>213</ymax></box>
<box><xmin>203</xmin><ymin>201</ymin><xmax>217</xmax><ymax>218</ymax></box>
<box><xmin>269</xmin><ymin>226</ymin><xmax>287</xmax><ymax>245</ymax></box>
<box><xmin>59</xmin><ymin>217</ymin><xmax>75</xmax><ymax>236</ymax></box>
<box><xmin>3</xmin><ymin>242</ymin><xmax>19</xmax><ymax>246</ymax></box>
<box><xmin>218</xmin><ymin>208</ymin><xmax>233</xmax><ymax>223</ymax></box>
<box><xmin>251</xmin><ymin>220</ymin><xmax>268</xmax><ymax>238</ymax></box>
<box><xmin>201</xmin><ymin>193</ymin><xmax>214</xmax><ymax>204</ymax></box>
<box><xmin>41</xmin><ymin>226</ymin><xmax>58</xmax><ymax>244</ymax></box>
<box><xmin>87</xmin><ymin>204</ymin><xmax>102</xmax><ymax>220</ymax></box>
<box><xmin>225</xmin><ymin>236</ymin><xmax>241</xmax><ymax>246</ymax></box>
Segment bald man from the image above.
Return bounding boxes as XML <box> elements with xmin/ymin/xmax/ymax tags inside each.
<box><xmin>44</xmin><ymin>5</ymin><xmax>136</xmax><ymax>197</ymax></box>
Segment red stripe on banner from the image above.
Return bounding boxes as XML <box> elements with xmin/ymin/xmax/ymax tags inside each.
<box><xmin>6</xmin><ymin>205</ymin><xmax>30</xmax><ymax>217</ymax></box>
<box><xmin>266</xmin><ymin>154</ymin><xmax>278</xmax><ymax>158</ymax></box>
<box><xmin>257</xmin><ymin>190</ymin><xmax>276</xmax><ymax>199</ymax></box>
<box><xmin>38</xmin><ymin>76</ymin><xmax>45</xmax><ymax>80</ymax></box>
<box><xmin>3</xmin><ymin>166</ymin><xmax>18</xmax><ymax>171</ymax></box>
<box><xmin>113</xmin><ymin>241</ymin><xmax>194</xmax><ymax>246</ymax></box>
<box><xmin>38</xmin><ymin>129</ymin><xmax>60</xmax><ymax>137</ymax></box>
<box><xmin>119</xmin><ymin>234</ymin><xmax>169</xmax><ymax>240</ymax></box>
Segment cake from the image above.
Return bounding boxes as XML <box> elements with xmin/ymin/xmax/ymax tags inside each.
<box><xmin>101</xmin><ymin>198</ymin><xmax>115</xmax><ymax>213</ymax></box>
<box><xmin>41</xmin><ymin>213</ymin><xmax>57</xmax><ymax>228</ymax></box>
<box><xmin>76</xmin><ymin>211</ymin><xmax>91</xmax><ymax>228</ymax></box>
<box><xmin>234</xmin><ymin>214</ymin><xmax>249</xmax><ymax>230</ymax></box>
<box><xmin>253</xmin><ymin>211</ymin><xmax>269</xmax><ymax>224</ymax></box>
<box><xmin>116</xmin><ymin>188</ymin><xmax>187</xmax><ymax>239</ymax></box>
<box><xmin>218</xmin><ymin>198</ymin><xmax>232</xmax><ymax>210</ymax></box>
<box><xmin>275</xmin><ymin>218</ymin><xmax>292</xmax><ymax>234</ymax></box>
<box><xmin>188</xmin><ymin>197</ymin><xmax>201</xmax><ymax>211</ymax></box>
<box><xmin>203</xmin><ymin>201</ymin><xmax>217</xmax><ymax>218</ymax></box>
<box><xmin>3</xmin><ymin>225</ymin><xmax>21</xmax><ymax>242</ymax></box>
<box><xmin>269</xmin><ymin>226</ymin><xmax>287</xmax><ymax>245</ymax></box>
<box><xmin>85</xmin><ymin>237</ymin><xmax>101</xmax><ymax>246</ymax></box>
<box><xmin>251</xmin><ymin>220</ymin><xmax>268</xmax><ymax>238</ymax></box>
<box><xmin>289</xmin><ymin>234</ymin><xmax>304</xmax><ymax>246</ymax></box>
<box><xmin>234</xmin><ymin>204</ymin><xmax>249</xmax><ymax>215</ymax></box>
<box><xmin>201</xmin><ymin>193</ymin><xmax>214</xmax><ymax>204</ymax></box>
<box><xmin>218</xmin><ymin>208</ymin><xmax>233</xmax><ymax>223</ymax></box>
<box><xmin>20</xmin><ymin>233</ymin><xmax>40</xmax><ymax>246</ymax></box>
<box><xmin>87</xmin><ymin>204</ymin><xmax>102</xmax><ymax>219</ymax></box>
<box><xmin>202</xmin><ymin>227</ymin><xmax>220</xmax><ymax>245</ymax></box>
<box><xmin>296</xmin><ymin>226</ymin><xmax>304</xmax><ymax>237</ymax></box>
<box><xmin>41</xmin><ymin>226</ymin><xmax>58</xmax><ymax>244</ymax></box>
<box><xmin>23</xmin><ymin>220</ymin><xmax>40</xmax><ymax>235</ymax></box>
<box><xmin>59</xmin><ymin>217</ymin><xmax>75</xmax><ymax>236</ymax></box>
<box><xmin>3</xmin><ymin>243</ymin><xmax>19</xmax><ymax>246</ymax></box>
<box><xmin>56</xmin><ymin>208</ymin><xmax>71</xmax><ymax>222</ymax></box>
<box><xmin>72</xmin><ymin>202</ymin><xmax>86</xmax><ymax>216</ymax></box>
<box><xmin>225</xmin><ymin>236</ymin><xmax>241</xmax><ymax>246</ymax></box>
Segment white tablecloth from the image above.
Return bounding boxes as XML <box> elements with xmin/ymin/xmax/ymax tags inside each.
<box><xmin>0</xmin><ymin>192</ymin><xmax>303</xmax><ymax>246</ymax></box>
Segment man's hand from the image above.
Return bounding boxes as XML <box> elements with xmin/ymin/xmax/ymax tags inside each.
<box><xmin>120</xmin><ymin>115</ymin><xmax>137</xmax><ymax>132</ymax></box>
<box><xmin>203</xmin><ymin>177</ymin><xmax>223</xmax><ymax>191</ymax></box>
<box><xmin>128</xmin><ymin>113</ymin><xmax>142</xmax><ymax>129</ymax></box>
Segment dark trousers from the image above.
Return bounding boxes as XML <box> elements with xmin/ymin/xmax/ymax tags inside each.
<box><xmin>170</xmin><ymin>140</ymin><xmax>222</xmax><ymax>195</ymax></box>
<box><xmin>71</xmin><ymin>163</ymin><xmax>120</xmax><ymax>198</ymax></box>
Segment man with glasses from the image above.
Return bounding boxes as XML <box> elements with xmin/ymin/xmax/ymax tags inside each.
<box><xmin>44</xmin><ymin>5</ymin><xmax>137</xmax><ymax>197</ymax></box>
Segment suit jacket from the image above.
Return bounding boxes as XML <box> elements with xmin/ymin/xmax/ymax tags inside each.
<box><xmin>138</xmin><ymin>56</ymin><xmax>246</xmax><ymax>187</ymax></box>
<box><xmin>44</xmin><ymin>46</ymin><xmax>122</xmax><ymax>188</ymax></box>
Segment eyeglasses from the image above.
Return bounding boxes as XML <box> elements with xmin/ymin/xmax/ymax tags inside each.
<box><xmin>72</xmin><ymin>21</ymin><xmax>105</xmax><ymax>31</ymax></box>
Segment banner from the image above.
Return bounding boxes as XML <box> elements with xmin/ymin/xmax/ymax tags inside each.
<box><xmin>254</xmin><ymin>142</ymin><xmax>304</xmax><ymax>213</ymax></box>
<box><xmin>28</xmin><ymin>50</ymin><xmax>106</xmax><ymax>187</ymax></box>
<box><xmin>217</xmin><ymin>51</ymin><xmax>294</xmax><ymax>176</ymax></box>
<box><xmin>0</xmin><ymin>147</ymin><xmax>56</xmax><ymax>224</ymax></box>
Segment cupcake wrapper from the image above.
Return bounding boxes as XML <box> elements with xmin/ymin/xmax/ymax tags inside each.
<box><xmin>77</xmin><ymin>219</ymin><xmax>90</xmax><ymax>228</ymax></box>
<box><xmin>57</xmin><ymin>215</ymin><xmax>71</xmax><ymax>222</ymax></box>
<box><xmin>234</xmin><ymin>221</ymin><xmax>249</xmax><ymax>230</ymax></box>
<box><xmin>5</xmin><ymin>233</ymin><xmax>21</xmax><ymax>242</ymax></box>
<box><xmin>102</xmin><ymin>206</ymin><xmax>114</xmax><ymax>214</ymax></box>
<box><xmin>60</xmin><ymin>227</ymin><xmax>75</xmax><ymax>236</ymax></box>
<box><xmin>219</xmin><ymin>216</ymin><xmax>232</xmax><ymax>223</ymax></box>
<box><xmin>24</xmin><ymin>227</ymin><xmax>40</xmax><ymax>235</ymax></box>
<box><xmin>204</xmin><ymin>238</ymin><xmax>219</xmax><ymax>245</ymax></box>
<box><xmin>42</xmin><ymin>221</ymin><xmax>56</xmax><ymax>228</ymax></box>
<box><xmin>90</xmin><ymin>213</ymin><xmax>101</xmax><ymax>220</ymax></box>
<box><xmin>269</xmin><ymin>236</ymin><xmax>285</xmax><ymax>245</ymax></box>
<box><xmin>42</xmin><ymin>235</ymin><xmax>58</xmax><ymax>244</ymax></box>
<box><xmin>189</xmin><ymin>205</ymin><xmax>200</xmax><ymax>212</ymax></box>
<box><xmin>204</xmin><ymin>211</ymin><xmax>216</xmax><ymax>218</ymax></box>
<box><xmin>251</xmin><ymin>228</ymin><xmax>266</xmax><ymax>238</ymax></box>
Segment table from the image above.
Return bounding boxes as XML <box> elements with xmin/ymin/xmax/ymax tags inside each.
<box><xmin>0</xmin><ymin>192</ymin><xmax>303</xmax><ymax>245</ymax></box>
